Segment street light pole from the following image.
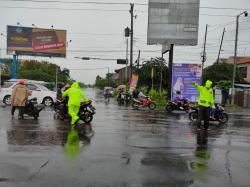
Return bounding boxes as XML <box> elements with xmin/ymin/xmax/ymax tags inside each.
<box><xmin>232</xmin><ymin>11</ymin><xmax>248</xmax><ymax>105</ymax></box>
<box><xmin>129</xmin><ymin>3</ymin><xmax>134</xmax><ymax>81</ymax></box>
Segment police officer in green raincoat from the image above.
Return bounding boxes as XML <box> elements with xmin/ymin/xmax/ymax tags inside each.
<box><xmin>193</xmin><ymin>80</ymin><xmax>215</xmax><ymax>130</ymax></box>
<box><xmin>63</xmin><ymin>82</ymin><xmax>89</xmax><ymax>125</ymax></box>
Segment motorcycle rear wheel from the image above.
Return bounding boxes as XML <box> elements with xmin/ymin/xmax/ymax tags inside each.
<box><xmin>218</xmin><ymin>113</ymin><xmax>229</xmax><ymax>124</ymax></box>
<box><xmin>189</xmin><ymin>111</ymin><xmax>198</xmax><ymax>122</ymax></box>
<box><xmin>132</xmin><ymin>102</ymin><xmax>140</xmax><ymax>110</ymax></box>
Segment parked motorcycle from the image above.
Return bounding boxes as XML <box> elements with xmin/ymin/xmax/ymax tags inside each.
<box><xmin>23</xmin><ymin>97</ymin><xmax>44</xmax><ymax>119</ymax></box>
<box><xmin>54</xmin><ymin>99</ymin><xmax>96</xmax><ymax>123</ymax></box>
<box><xmin>189</xmin><ymin>104</ymin><xmax>229</xmax><ymax>124</ymax></box>
<box><xmin>166</xmin><ymin>98</ymin><xmax>192</xmax><ymax>113</ymax></box>
<box><xmin>132</xmin><ymin>96</ymin><xmax>156</xmax><ymax>110</ymax></box>
<box><xmin>117</xmin><ymin>92</ymin><xmax>131</xmax><ymax>104</ymax></box>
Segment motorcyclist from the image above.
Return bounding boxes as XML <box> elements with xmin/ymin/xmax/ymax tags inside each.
<box><xmin>63</xmin><ymin>82</ymin><xmax>89</xmax><ymax>125</ymax></box>
<box><xmin>193</xmin><ymin>80</ymin><xmax>215</xmax><ymax>130</ymax></box>
<box><xmin>174</xmin><ymin>90</ymin><xmax>184</xmax><ymax>110</ymax></box>
<box><xmin>11</xmin><ymin>80</ymin><xmax>32</xmax><ymax>119</ymax></box>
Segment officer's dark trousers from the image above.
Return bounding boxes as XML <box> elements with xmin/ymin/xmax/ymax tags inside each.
<box><xmin>197</xmin><ymin>106</ymin><xmax>210</xmax><ymax>129</ymax></box>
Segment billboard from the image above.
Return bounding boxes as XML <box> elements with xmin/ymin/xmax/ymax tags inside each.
<box><xmin>171</xmin><ymin>64</ymin><xmax>202</xmax><ymax>102</ymax></box>
<box><xmin>130</xmin><ymin>73</ymin><xmax>139</xmax><ymax>93</ymax></box>
<box><xmin>147</xmin><ymin>0</ymin><xmax>200</xmax><ymax>46</ymax></box>
<box><xmin>7</xmin><ymin>26</ymin><xmax>66</xmax><ymax>57</ymax></box>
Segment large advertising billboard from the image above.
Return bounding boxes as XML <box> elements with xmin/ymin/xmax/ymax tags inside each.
<box><xmin>171</xmin><ymin>64</ymin><xmax>202</xmax><ymax>102</ymax></box>
<box><xmin>7</xmin><ymin>26</ymin><xmax>66</xmax><ymax>57</ymax></box>
<box><xmin>147</xmin><ymin>0</ymin><xmax>200</xmax><ymax>46</ymax></box>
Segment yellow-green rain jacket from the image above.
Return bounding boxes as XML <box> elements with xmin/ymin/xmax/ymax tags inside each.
<box><xmin>63</xmin><ymin>82</ymin><xmax>88</xmax><ymax>106</ymax></box>
<box><xmin>194</xmin><ymin>80</ymin><xmax>215</xmax><ymax>108</ymax></box>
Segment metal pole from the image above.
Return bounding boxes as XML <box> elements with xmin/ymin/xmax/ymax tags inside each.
<box><xmin>202</xmin><ymin>24</ymin><xmax>208</xmax><ymax>79</ymax></box>
<box><xmin>160</xmin><ymin>53</ymin><xmax>163</xmax><ymax>93</ymax></box>
<box><xmin>125</xmin><ymin>38</ymin><xmax>128</xmax><ymax>85</ymax></box>
<box><xmin>107</xmin><ymin>67</ymin><xmax>110</xmax><ymax>86</ymax></box>
<box><xmin>217</xmin><ymin>28</ymin><xmax>226</xmax><ymax>64</ymax></box>
<box><xmin>12</xmin><ymin>54</ymin><xmax>17</xmax><ymax>79</ymax></box>
<box><xmin>130</xmin><ymin>3</ymin><xmax>134</xmax><ymax>81</ymax></box>
<box><xmin>167</xmin><ymin>44</ymin><xmax>174</xmax><ymax>100</ymax></box>
<box><xmin>0</xmin><ymin>49</ymin><xmax>1</xmax><ymax>88</ymax></box>
<box><xmin>232</xmin><ymin>15</ymin><xmax>239</xmax><ymax>105</ymax></box>
<box><xmin>55</xmin><ymin>66</ymin><xmax>58</xmax><ymax>91</ymax></box>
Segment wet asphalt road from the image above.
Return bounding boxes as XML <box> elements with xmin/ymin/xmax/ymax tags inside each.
<box><xmin>0</xmin><ymin>88</ymin><xmax>250</xmax><ymax>187</ymax></box>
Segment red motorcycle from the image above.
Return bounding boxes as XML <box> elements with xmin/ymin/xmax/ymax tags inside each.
<box><xmin>132</xmin><ymin>96</ymin><xmax>156</xmax><ymax>110</ymax></box>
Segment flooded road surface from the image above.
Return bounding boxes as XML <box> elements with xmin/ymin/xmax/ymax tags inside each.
<box><xmin>0</xmin><ymin>88</ymin><xmax>250</xmax><ymax>187</ymax></box>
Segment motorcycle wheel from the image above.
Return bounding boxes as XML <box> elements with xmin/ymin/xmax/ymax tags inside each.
<box><xmin>149</xmin><ymin>103</ymin><xmax>156</xmax><ymax>110</ymax></box>
<box><xmin>218</xmin><ymin>113</ymin><xmax>229</xmax><ymax>124</ymax></box>
<box><xmin>189</xmin><ymin>111</ymin><xmax>198</xmax><ymax>122</ymax></box>
<box><xmin>166</xmin><ymin>105</ymin><xmax>174</xmax><ymax>113</ymax></box>
<box><xmin>80</xmin><ymin>111</ymin><xmax>93</xmax><ymax>123</ymax></box>
<box><xmin>132</xmin><ymin>102</ymin><xmax>140</xmax><ymax>110</ymax></box>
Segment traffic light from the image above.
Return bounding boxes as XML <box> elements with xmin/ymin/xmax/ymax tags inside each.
<box><xmin>124</xmin><ymin>27</ymin><xmax>130</xmax><ymax>37</ymax></box>
<box><xmin>117</xmin><ymin>59</ymin><xmax>127</xmax><ymax>64</ymax></box>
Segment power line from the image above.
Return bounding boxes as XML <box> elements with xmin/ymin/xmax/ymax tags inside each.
<box><xmin>2</xmin><ymin>0</ymin><xmax>250</xmax><ymax>12</ymax></box>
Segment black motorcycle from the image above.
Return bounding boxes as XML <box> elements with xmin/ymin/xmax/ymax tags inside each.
<box><xmin>189</xmin><ymin>104</ymin><xmax>229</xmax><ymax>124</ymax></box>
<box><xmin>166</xmin><ymin>98</ymin><xmax>191</xmax><ymax>113</ymax></box>
<box><xmin>54</xmin><ymin>99</ymin><xmax>96</xmax><ymax>123</ymax></box>
<box><xmin>23</xmin><ymin>98</ymin><xmax>44</xmax><ymax>119</ymax></box>
<box><xmin>117</xmin><ymin>92</ymin><xmax>131</xmax><ymax>104</ymax></box>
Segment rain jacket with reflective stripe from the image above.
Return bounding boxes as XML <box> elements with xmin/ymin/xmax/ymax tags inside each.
<box><xmin>194</xmin><ymin>81</ymin><xmax>215</xmax><ymax>108</ymax></box>
<box><xmin>63</xmin><ymin>82</ymin><xmax>88</xmax><ymax>106</ymax></box>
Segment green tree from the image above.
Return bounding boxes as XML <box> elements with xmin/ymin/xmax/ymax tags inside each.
<box><xmin>138</xmin><ymin>57</ymin><xmax>169</xmax><ymax>90</ymax></box>
<box><xmin>203</xmin><ymin>63</ymin><xmax>244</xmax><ymax>84</ymax></box>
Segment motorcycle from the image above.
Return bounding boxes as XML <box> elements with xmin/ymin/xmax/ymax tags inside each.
<box><xmin>166</xmin><ymin>98</ymin><xmax>192</xmax><ymax>113</ymax></box>
<box><xmin>23</xmin><ymin>97</ymin><xmax>44</xmax><ymax>119</ymax></box>
<box><xmin>117</xmin><ymin>92</ymin><xmax>131</xmax><ymax>104</ymax></box>
<box><xmin>132</xmin><ymin>96</ymin><xmax>156</xmax><ymax>110</ymax></box>
<box><xmin>54</xmin><ymin>99</ymin><xmax>96</xmax><ymax>123</ymax></box>
<box><xmin>189</xmin><ymin>104</ymin><xmax>229</xmax><ymax>124</ymax></box>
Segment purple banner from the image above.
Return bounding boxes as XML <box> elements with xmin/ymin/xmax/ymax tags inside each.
<box><xmin>171</xmin><ymin>64</ymin><xmax>202</xmax><ymax>102</ymax></box>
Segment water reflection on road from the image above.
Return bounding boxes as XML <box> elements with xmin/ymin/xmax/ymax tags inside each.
<box><xmin>0</xmin><ymin>88</ymin><xmax>249</xmax><ymax>187</ymax></box>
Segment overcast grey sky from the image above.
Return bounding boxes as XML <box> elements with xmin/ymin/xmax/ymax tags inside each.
<box><xmin>0</xmin><ymin>0</ymin><xmax>250</xmax><ymax>84</ymax></box>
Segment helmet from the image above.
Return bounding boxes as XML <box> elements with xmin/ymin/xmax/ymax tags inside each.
<box><xmin>19</xmin><ymin>80</ymin><xmax>25</xmax><ymax>85</ymax></box>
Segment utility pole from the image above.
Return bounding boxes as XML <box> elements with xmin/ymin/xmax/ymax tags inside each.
<box><xmin>216</xmin><ymin>28</ymin><xmax>226</xmax><ymax>64</ymax></box>
<box><xmin>201</xmin><ymin>24</ymin><xmax>208</xmax><ymax>79</ymax></box>
<box><xmin>160</xmin><ymin>53</ymin><xmax>163</xmax><ymax>93</ymax></box>
<box><xmin>232</xmin><ymin>11</ymin><xmax>248</xmax><ymax>105</ymax></box>
<box><xmin>167</xmin><ymin>44</ymin><xmax>174</xmax><ymax>100</ymax></box>
<box><xmin>129</xmin><ymin>3</ymin><xmax>134</xmax><ymax>81</ymax></box>
<box><xmin>137</xmin><ymin>50</ymin><xmax>140</xmax><ymax>70</ymax></box>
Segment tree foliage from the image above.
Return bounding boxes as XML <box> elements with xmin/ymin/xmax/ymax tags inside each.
<box><xmin>95</xmin><ymin>73</ymin><xmax>117</xmax><ymax>89</ymax></box>
<box><xmin>203</xmin><ymin>63</ymin><xmax>244</xmax><ymax>84</ymax></box>
<box><xmin>138</xmin><ymin>57</ymin><xmax>169</xmax><ymax>90</ymax></box>
<box><xmin>18</xmin><ymin>60</ymin><xmax>72</xmax><ymax>83</ymax></box>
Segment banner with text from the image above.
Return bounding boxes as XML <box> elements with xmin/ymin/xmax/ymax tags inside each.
<box><xmin>171</xmin><ymin>64</ymin><xmax>202</xmax><ymax>102</ymax></box>
<box><xmin>7</xmin><ymin>25</ymin><xmax>66</xmax><ymax>57</ymax></box>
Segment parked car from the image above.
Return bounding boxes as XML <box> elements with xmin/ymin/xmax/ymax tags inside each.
<box><xmin>0</xmin><ymin>80</ymin><xmax>56</xmax><ymax>106</ymax></box>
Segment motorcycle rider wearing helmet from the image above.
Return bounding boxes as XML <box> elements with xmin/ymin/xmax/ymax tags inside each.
<box><xmin>63</xmin><ymin>82</ymin><xmax>89</xmax><ymax>125</ymax></box>
<box><xmin>193</xmin><ymin>80</ymin><xmax>215</xmax><ymax>130</ymax></box>
<box><xmin>11</xmin><ymin>80</ymin><xmax>32</xmax><ymax>119</ymax></box>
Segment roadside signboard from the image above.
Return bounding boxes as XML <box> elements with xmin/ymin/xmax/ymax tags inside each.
<box><xmin>130</xmin><ymin>74</ymin><xmax>139</xmax><ymax>93</ymax></box>
<box><xmin>147</xmin><ymin>0</ymin><xmax>200</xmax><ymax>46</ymax></box>
<box><xmin>171</xmin><ymin>63</ymin><xmax>202</xmax><ymax>102</ymax></box>
<box><xmin>7</xmin><ymin>26</ymin><xmax>66</xmax><ymax>57</ymax></box>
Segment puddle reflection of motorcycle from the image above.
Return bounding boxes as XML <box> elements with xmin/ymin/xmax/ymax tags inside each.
<box><xmin>166</xmin><ymin>98</ymin><xmax>192</xmax><ymax>113</ymax></box>
<box><xmin>189</xmin><ymin>104</ymin><xmax>229</xmax><ymax>124</ymax></box>
<box><xmin>64</xmin><ymin>125</ymin><xmax>94</xmax><ymax>158</ymax></box>
<box><xmin>132</xmin><ymin>96</ymin><xmax>156</xmax><ymax>110</ymax></box>
<box><xmin>54</xmin><ymin>99</ymin><xmax>96</xmax><ymax>124</ymax></box>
